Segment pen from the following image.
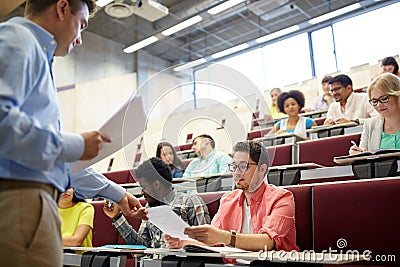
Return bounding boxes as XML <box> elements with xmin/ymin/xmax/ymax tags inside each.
<box><xmin>351</xmin><ymin>140</ymin><xmax>357</xmax><ymax>146</ymax></box>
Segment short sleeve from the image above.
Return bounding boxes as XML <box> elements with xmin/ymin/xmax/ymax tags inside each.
<box><xmin>78</xmin><ymin>204</ymin><xmax>95</xmax><ymax>228</ymax></box>
<box><xmin>305</xmin><ymin>118</ymin><xmax>315</xmax><ymax>129</ymax></box>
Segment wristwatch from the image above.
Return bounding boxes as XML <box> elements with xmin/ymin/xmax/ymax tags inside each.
<box><xmin>229</xmin><ymin>230</ymin><xmax>237</xmax><ymax>247</ymax></box>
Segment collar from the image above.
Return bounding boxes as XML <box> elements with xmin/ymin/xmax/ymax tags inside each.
<box><xmin>200</xmin><ymin>150</ymin><xmax>217</xmax><ymax>161</ymax></box>
<box><xmin>238</xmin><ymin>183</ymin><xmax>267</xmax><ymax>207</ymax></box>
<box><xmin>9</xmin><ymin>17</ymin><xmax>57</xmax><ymax>64</ymax></box>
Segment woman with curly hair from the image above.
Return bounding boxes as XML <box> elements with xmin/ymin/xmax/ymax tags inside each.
<box><xmin>270</xmin><ymin>90</ymin><xmax>316</xmax><ymax>139</ymax></box>
<box><xmin>156</xmin><ymin>141</ymin><xmax>184</xmax><ymax>178</ymax></box>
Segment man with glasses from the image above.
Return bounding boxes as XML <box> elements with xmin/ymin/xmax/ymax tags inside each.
<box><xmin>165</xmin><ymin>141</ymin><xmax>299</xmax><ymax>252</ymax></box>
<box><xmin>324</xmin><ymin>74</ymin><xmax>378</xmax><ymax>125</ymax></box>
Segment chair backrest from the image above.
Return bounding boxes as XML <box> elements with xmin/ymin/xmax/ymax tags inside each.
<box><xmin>312</xmin><ymin>178</ymin><xmax>400</xmax><ymax>261</ymax></box>
<box><xmin>91</xmin><ymin>201</ymin><xmax>118</xmax><ymax>247</ymax></box>
<box><xmin>266</xmin><ymin>144</ymin><xmax>292</xmax><ymax>166</ymax></box>
<box><xmin>247</xmin><ymin>128</ymin><xmax>272</xmax><ymax>140</ymax></box>
<box><xmin>197</xmin><ymin>191</ymin><xmax>225</xmax><ymax>220</ymax></box>
<box><xmin>103</xmin><ymin>170</ymin><xmax>130</xmax><ymax>184</ymax></box>
<box><xmin>284</xmin><ymin>185</ymin><xmax>313</xmax><ymax>251</ymax></box>
<box><xmin>298</xmin><ymin>133</ymin><xmax>361</xmax><ymax>167</ymax></box>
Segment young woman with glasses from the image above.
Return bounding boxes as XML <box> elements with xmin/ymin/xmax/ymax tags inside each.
<box><xmin>349</xmin><ymin>73</ymin><xmax>400</xmax><ymax>155</ymax></box>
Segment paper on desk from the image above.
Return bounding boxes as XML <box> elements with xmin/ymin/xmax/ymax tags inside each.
<box><xmin>70</xmin><ymin>96</ymin><xmax>147</xmax><ymax>174</ymax></box>
<box><xmin>147</xmin><ymin>206</ymin><xmax>192</xmax><ymax>240</ymax></box>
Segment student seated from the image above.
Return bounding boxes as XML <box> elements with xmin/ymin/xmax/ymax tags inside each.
<box><xmin>165</xmin><ymin>141</ymin><xmax>299</xmax><ymax>252</ymax></box>
<box><xmin>311</xmin><ymin>75</ymin><xmax>334</xmax><ymax>111</ymax></box>
<box><xmin>373</xmin><ymin>56</ymin><xmax>400</xmax><ymax>78</ymax></box>
<box><xmin>58</xmin><ymin>188</ymin><xmax>94</xmax><ymax>248</ymax></box>
<box><xmin>182</xmin><ymin>134</ymin><xmax>232</xmax><ymax>178</ymax></box>
<box><xmin>349</xmin><ymin>73</ymin><xmax>400</xmax><ymax>155</ymax></box>
<box><xmin>103</xmin><ymin>157</ymin><xmax>210</xmax><ymax>247</ymax></box>
<box><xmin>264</xmin><ymin>87</ymin><xmax>287</xmax><ymax>120</ymax></box>
<box><xmin>156</xmin><ymin>141</ymin><xmax>184</xmax><ymax>178</ymax></box>
<box><xmin>269</xmin><ymin>90</ymin><xmax>316</xmax><ymax>139</ymax></box>
<box><xmin>324</xmin><ymin>74</ymin><xmax>378</xmax><ymax>125</ymax></box>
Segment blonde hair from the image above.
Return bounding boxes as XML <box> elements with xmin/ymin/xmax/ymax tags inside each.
<box><xmin>368</xmin><ymin>73</ymin><xmax>400</xmax><ymax>108</ymax></box>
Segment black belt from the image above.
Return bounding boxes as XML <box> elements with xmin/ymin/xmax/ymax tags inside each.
<box><xmin>0</xmin><ymin>178</ymin><xmax>59</xmax><ymax>201</ymax></box>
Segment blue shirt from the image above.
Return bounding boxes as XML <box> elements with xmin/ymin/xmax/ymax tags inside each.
<box><xmin>182</xmin><ymin>150</ymin><xmax>232</xmax><ymax>178</ymax></box>
<box><xmin>0</xmin><ymin>17</ymin><xmax>125</xmax><ymax>201</ymax></box>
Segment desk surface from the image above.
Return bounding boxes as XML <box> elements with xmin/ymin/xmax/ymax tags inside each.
<box><xmin>64</xmin><ymin>246</ymin><xmax>145</xmax><ymax>254</ymax></box>
<box><xmin>253</xmin><ymin>133</ymin><xmax>305</xmax><ymax>143</ymax></box>
<box><xmin>225</xmin><ymin>251</ymin><xmax>370</xmax><ymax>264</ymax></box>
<box><xmin>307</xmin><ymin>121</ymin><xmax>358</xmax><ymax>133</ymax></box>
<box><xmin>300</xmin><ymin>109</ymin><xmax>328</xmax><ymax>118</ymax></box>
<box><xmin>182</xmin><ymin>173</ymin><xmax>233</xmax><ymax>181</ymax></box>
<box><xmin>269</xmin><ymin>163</ymin><xmax>324</xmax><ymax>171</ymax></box>
<box><xmin>334</xmin><ymin>150</ymin><xmax>400</xmax><ymax>165</ymax></box>
<box><xmin>142</xmin><ymin>248</ymin><xmax>369</xmax><ymax>265</ymax></box>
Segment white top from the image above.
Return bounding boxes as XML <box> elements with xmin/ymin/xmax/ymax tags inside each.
<box><xmin>280</xmin><ymin>116</ymin><xmax>308</xmax><ymax>138</ymax></box>
<box><xmin>326</xmin><ymin>92</ymin><xmax>378</xmax><ymax>124</ymax></box>
<box><xmin>241</xmin><ymin>202</ymin><xmax>253</xmax><ymax>234</ymax></box>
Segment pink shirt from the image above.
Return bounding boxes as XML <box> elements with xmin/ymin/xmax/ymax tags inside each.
<box><xmin>211</xmin><ymin>183</ymin><xmax>299</xmax><ymax>252</ymax></box>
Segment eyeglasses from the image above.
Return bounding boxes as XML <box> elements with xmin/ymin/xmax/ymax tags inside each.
<box><xmin>329</xmin><ymin>86</ymin><xmax>344</xmax><ymax>94</ymax></box>
<box><xmin>369</xmin><ymin>94</ymin><xmax>391</xmax><ymax>106</ymax></box>
<box><xmin>228</xmin><ymin>162</ymin><xmax>258</xmax><ymax>172</ymax></box>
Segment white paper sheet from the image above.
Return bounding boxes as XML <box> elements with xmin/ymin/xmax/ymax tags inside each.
<box><xmin>147</xmin><ymin>205</ymin><xmax>192</xmax><ymax>240</ymax></box>
<box><xmin>70</xmin><ymin>96</ymin><xmax>147</xmax><ymax>173</ymax></box>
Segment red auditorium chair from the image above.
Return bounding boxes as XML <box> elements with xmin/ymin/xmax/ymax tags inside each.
<box><xmin>298</xmin><ymin>133</ymin><xmax>361</xmax><ymax>167</ymax></box>
<box><xmin>314</xmin><ymin>117</ymin><xmax>326</xmax><ymax>126</ymax></box>
<box><xmin>313</xmin><ymin>178</ymin><xmax>400</xmax><ymax>265</ymax></box>
<box><xmin>247</xmin><ymin>127</ymin><xmax>272</xmax><ymax>140</ymax></box>
<box><xmin>91</xmin><ymin>201</ymin><xmax>119</xmax><ymax>247</ymax></box>
<box><xmin>284</xmin><ymin>185</ymin><xmax>313</xmax><ymax>251</ymax></box>
<box><xmin>103</xmin><ymin>170</ymin><xmax>131</xmax><ymax>184</ymax></box>
<box><xmin>266</xmin><ymin>144</ymin><xmax>292</xmax><ymax>166</ymax></box>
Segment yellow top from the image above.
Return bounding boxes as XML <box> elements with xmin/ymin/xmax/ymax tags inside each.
<box><xmin>270</xmin><ymin>104</ymin><xmax>287</xmax><ymax>119</ymax></box>
<box><xmin>58</xmin><ymin>202</ymin><xmax>94</xmax><ymax>248</ymax></box>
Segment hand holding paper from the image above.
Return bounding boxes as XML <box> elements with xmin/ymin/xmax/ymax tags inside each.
<box><xmin>147</xmin><ymin>206</ymin><xmax>192</xmax><ymax>240</ymax></box>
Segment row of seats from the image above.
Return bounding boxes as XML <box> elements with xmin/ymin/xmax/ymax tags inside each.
<box><xmin>90</xmin><ymin>177</ymin><xmax>400</xmax><ymax>266</ymax></box>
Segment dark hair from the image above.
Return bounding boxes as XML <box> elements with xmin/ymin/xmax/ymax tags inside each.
<box><xmin>277</xmin><ymin>90</ymin><xmax>305</xmax><ymax>114</ymax></box>
<box><xmin>72</xmin><ymin>190</ymin><xmax>86</xmax><ymax>204</ymax></box>
<box><xmin>25</xmin><ymin>0</ymin><xmax>96</xmax><ymax>17</ymax></box>
<box><xmin>382</xmin><ymin>56</ymin><xmax>399</xmax><ymax>74</ymax></box>
<box><xmin>233</xmin><ymin>141</ymin><xmax>270</xmax><ymax>167</ymax></box>
<box><xmin>135</xmin><ymin>157</ymin><xmax>172</xmax><ymax>187</ymax></box>
<box><xmin>193</xmin><ymin>134</ymin><xmax>215</xmax><ymax>149</ymax></box>
<box><xmin>321</xmin><ymin>75</ymin><xmax>332</xmax><ymax>84</ymax></box>
<box><xmin>328</xmin><ymin>74</ymin><xmax>353</xmax><ymax>88</ymax></box>
<box><xmin>155</xmin><ymin>142</ymin><xmax>183</xmax><ymax>169</ymax></box>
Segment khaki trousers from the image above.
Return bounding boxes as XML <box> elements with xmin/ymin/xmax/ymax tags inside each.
<box><xmin>0</xmin><ymin>179</ymin><xmax>62</xmax><ymax>267</ymax></box>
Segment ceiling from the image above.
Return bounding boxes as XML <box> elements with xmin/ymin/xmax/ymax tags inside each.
<box><xmin>0</xmin><ymin>0</ymin><xmax>394</xmax><ymax>66</ymax></box>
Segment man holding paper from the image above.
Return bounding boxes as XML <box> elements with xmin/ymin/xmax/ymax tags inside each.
<box><xmin>165</xmin><ymin>141</ymin><xmax>299</xmax><ymax>252</ymax></box>
<box><xmin>0</xmin><ymin>1</ymin><xmax>145</xmax><ymax>266</ymax></box>
<box><xmin>103</xmin><ymin>157</ymin><xmax>210</xmax><ymax>247</ymax></box>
